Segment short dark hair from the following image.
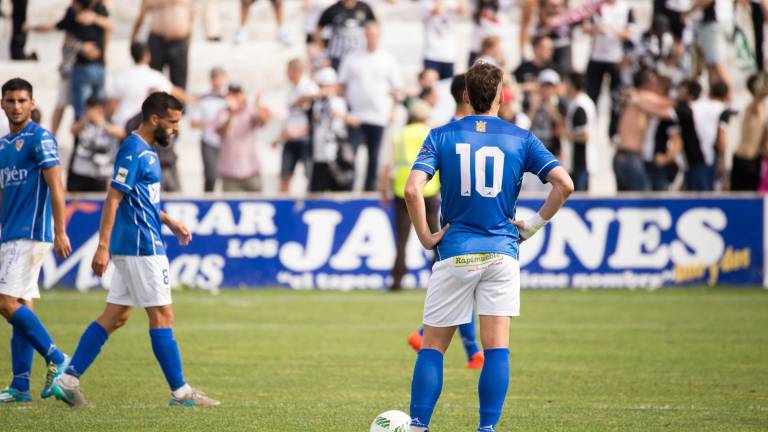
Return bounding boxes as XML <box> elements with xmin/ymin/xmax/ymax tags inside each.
<box><xmin>710</xmin><ymin>81</ymin><xmax>729</xmax><ymax>99</ymax></box>
<box><xmin>86</xmin><ymin>95</ymin><xmax>105</xmax><ymax>107</ymax></box>
<box><xmin>465</xmin><ymin>62</ymin><xmax>503</xmax><ymax>113</ymax></box>
<box><xmin>141</xmin><ymin>92</ymin><xmax>183</xmax><ymax>122</ymax></box>
<box><xmin>2</xmin><ymin>78</ymin><xmax>33</xmax><ymax>98</ymax></box>
<box><xmin>680</xmin><ymin>79</ymin><xmax>702</xmax><ymax>100</ymax></box>
<box><xmin>450</xmin><ymin>74</ymin><xmax>466</xmax><ymax>104</ymax></box>
<box><xmin>532</xmin><ymin>35</ymin><xmax>550</xmax><ymax>48</ymax></box>
<box><xmin>632</xmin><ymin>68</ymin><xmax>656</xmax><ymax>88</ymax></box>
<box><xmin>747</xmin><ymin>72</ymin><xmax>768</xmax><ymax>96</ymax></box>
<box><xmin>566</xmin><ymin>72</ymin><xmax>585</xmax><ymax>92</ymax></box>
<box><xmin>130</xmin><ymin>42</ymin><xmax>148</xmax><ymax>64</ymax></box>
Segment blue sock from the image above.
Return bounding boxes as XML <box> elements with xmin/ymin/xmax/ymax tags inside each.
<box><xmin>410</xmin><ymin>348</ymin><xmax>444</xmax><ymax>428</ymax></box>
<box><xmin>65</xmin><ymin>321</ymin><xmax>109</xmax><ymax>378</ymax></box>
<box><xmin>149</xmin><ymin>328</ymin><xmax>186</xmax><ymax>391</ymax></box>
<box><xmin>459</xmin><ymin>313</ymin><xmax>481</xmax><ymax>361</ymax></box>
<box><xmin>10</xmin><ymin>326</ymin><xmax>34</xmax><ymax>392</ymax></box>
<box><xmin>8</xmin><ymin>306</ymin><xmax>65</xmax><ymax>365</ymax></box>
<box><xmin>478</xmin><ymin>348</ymin><xmax>510</xmax><ymax>432</ymax></box>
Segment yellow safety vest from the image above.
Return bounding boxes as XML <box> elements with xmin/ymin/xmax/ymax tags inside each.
<box><xmin>392</xmin><ymin>123</ymin><xmax>440</xmax><ymax>198</ymax></box>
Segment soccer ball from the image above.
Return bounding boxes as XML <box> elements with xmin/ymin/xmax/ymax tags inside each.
<box><xmin>370</xmin><ymin>410</ymin><xmax>411</xmax><ymax>432</ymax></box>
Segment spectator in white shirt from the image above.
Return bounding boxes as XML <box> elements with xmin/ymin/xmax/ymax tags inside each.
<box><xmin>108</xmin><ymin>42</ymin><xmax>187</xmax><ymax>130</ymax></box>
<box><xmin>338</xmin><ymin>22</ymin><xmax>403</xmax><ymax>191</ymax></box>
<box><xmin>280</xmin><ymin>58</ymin><xmax>319</xmax><ymax>192</ymax></box>
<box><xmin>190</xmin><ymin>67</ymin><xmax>229</xmax><ymax>192</ymax></box>
<box><xmin>583</xmin><ymin>0</ymin><xmax>634</xmax><ymax>140</ymax></box>
<box><xmin>422</xmin><ymin>0</ymin><xmax>466</xmax><ymax>80</ymax></box>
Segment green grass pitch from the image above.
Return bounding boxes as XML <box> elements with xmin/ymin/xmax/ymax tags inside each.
<box><xmin>1</xmin><ymin>288</ymin><xmax>767</xmax><ymax>431</ymax></box>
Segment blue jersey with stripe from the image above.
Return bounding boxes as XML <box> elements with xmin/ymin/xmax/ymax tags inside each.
<box><xmin>0</xmin><ymin>121</ymin><xmax>61</xmax><ymax>243</ymax></box>
<box><xmin>412</xmin><ymin>115</ymin><xmax>560</xmax><ymax>260</ymax></box>
<box><xmin>109</xmin><ymin>133</ymin><xmax>165</xmax><ymax>256</ymax></box>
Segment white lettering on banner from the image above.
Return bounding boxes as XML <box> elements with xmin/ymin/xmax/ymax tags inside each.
<box><xmin>41</xmin><ymin>232</ymin><xmax>103</xmax><ymax>290</ymax></box>
<box><xmin>540</xmin><ymin>208</ymin><xmax>614</xmax><ymax>270</ymax></box>
<box><xmin>227</xmin><ymin>238</ymin><xmax>279</xmax><ymax>258</ymax></box>
<box><xmin>168</xmin><ymin>254</ymin><xmax>224</xmax><ymax>290</ymax></box>
<box><xmin>670</xmin><ymin>208</ymin><xmax>726</xmax><ymax>265</ymax></box>
<box><xmin>405</xmin><ymin>226</ymin><xmax>430</xmax><ymax>269</ymax></box>
<box><xmin>608</xmin><ymin>209</ymin><xmax>672</xmax><ymax>269</ymax></box>
<box><xmin>279</xmin><ymin>209</ymin><xmax>343</xmax><ymax>271</ymax></box>
<box><xmin>163</xmin><ymin>202</ymin><xmax>278</xmax><ymax>236</ymax></box>
<box><xmin>276</xmin><ymin>270</ymin><xmax>433</xmax><ymax>290</ymax></box>
<box><xmin>329</xmin><ymin>208</ymin><xmax>395</xmax><ymax>270</ymax></box>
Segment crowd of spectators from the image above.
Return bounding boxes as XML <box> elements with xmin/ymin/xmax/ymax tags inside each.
<box><xmin>3</xmin><ymin>0</ymin><xmax>768</xmax><ymax>194</ymax></box>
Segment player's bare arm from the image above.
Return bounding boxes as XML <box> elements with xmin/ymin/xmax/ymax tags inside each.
<box><xmin>91</xmin><ymin>187</ymin><xmax>124</xmax><ymax>277</ymax></box>
<box><xmin>41</xmin><ymin>165</ymin><xmax>72</xmax><ymax>259</ymax></box>
<box><xmin>160</xmin><ymin>211</ymin><xmax>192</xmax><ymax>246</ymax></box>
<box><xmin>404</xmin><ymin>169</ymin><xmax>449</xmax><ymax>250</ymax></box>
<box><xmin>511</xmin><ymin>166</ymin><xmax>573</xmax><ymax>241</ymax></box>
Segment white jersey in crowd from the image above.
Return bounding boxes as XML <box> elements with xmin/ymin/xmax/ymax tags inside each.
<box><xmin>285</xmin><ymin>75</ymin><xmax>320</xmax><ymax>136</ymax></box>
<box><xmin>422</xmin><ymin>0</ymin><xmax>463</xmax><ymax>64</ymax></box>
<box><xmin>691</xmin><ymin>98</ymin><xmax>728</xmax><ymax>166</ymax></box>
<box><xmin>189</xmin><ymin>92</ymin><xmax>228</xmax><ymax>148</ymax></box>
<box><xmin>109</xmin><ymin>64</ymin><xmax>173</xmax><ymax>129</ymax></box>
<box><xmin>589</xmin><ymin>0</ymin><xmax>633</xmax><ymax>64</ymax></box>
<box><xmin>470</xmin><ymin>0</ymin><xmax>514</xmax><ymax>53</ymax></box>
<box><xmin>565</xmin><ymin>92</ymin><xmax>598</xmax><ymax>174</ymax></box>
<box><xmin>338</xmin><ymin>48</ymin><xmax>402</xmax><ymax>127</ymax></box>
<box><xmin>311</xmin><ymin>96</ymin><xmax>348</xmax><ymax>163</ymax></box>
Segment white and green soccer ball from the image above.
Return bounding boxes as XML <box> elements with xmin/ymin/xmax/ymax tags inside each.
<box><xmin>370</xmin><ymin>410</ymin><xmax>411</xmax><ymax>432</ymax></box>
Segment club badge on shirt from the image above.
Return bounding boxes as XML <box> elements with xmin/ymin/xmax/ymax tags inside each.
<box><xmin>15</xmin><ymin>139</ymin><xmax>23</xmax><ymax>151</ymax></box>
<box><xmin>475</xmin><ymin>121</ymin><xmax>486</xmax><ymax>133</ymax></box>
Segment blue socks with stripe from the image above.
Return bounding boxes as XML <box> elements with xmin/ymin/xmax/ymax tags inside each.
<box><xmin>66</xmin><ymin>321</ymin><xmax>109</xmax><ymax>378</ymax></box>
<box><xmin>8</xmin><ymin>306</ymin><xmax>65</xmax><ymax>365</ymax></box>
<box><xmin>410</xmin><ymin>348</ymin><xmax>444</xmax><ymax>429</ymax></box>
<box><xmin>10</xmin><ymin>326</ymin><xmax>34</xmax><ymax>392</ymax></box>
<box><xmin>477</xmin><ymin>348</ymin><xmax>510</xmax><ymax>432</ymax></box>
<box><xmin>149</xmin><ymin>328</ymin><xmax>186</xmax><ymax>391</ymax></box>
<box><xmin>459</xmin><ymin>314</ymin><xmax>481</xmax><ymax>361</ymax></box>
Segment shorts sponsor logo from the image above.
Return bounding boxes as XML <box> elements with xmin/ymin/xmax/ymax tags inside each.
<box><xmin>115</xmin><ymin>167</ymin><xmax>129</xmax><ymax>184</ymax></box>
<box><xmin>453</xmin><ymin>253</ymin><xmax>503</xmax><ymax>267</ymax></box>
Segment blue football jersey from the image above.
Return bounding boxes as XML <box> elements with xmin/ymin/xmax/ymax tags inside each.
<box><xmin>413</xmin><ymin>115</ymin><xmax>560</xmax><ymax>260</ymax></box>
<box><xmin>0</xmin><ymin>121</ymin><xmax>61</xmax><ymax>243</ymax></box>
<box><xmin>109</xmin><ymin>133</ymin><xmax>165</xmax><ymax>256</ymax></box>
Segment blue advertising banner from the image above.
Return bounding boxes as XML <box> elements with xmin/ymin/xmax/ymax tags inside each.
<box><xmin>40</xmin><ymin>196</ymin><xmax>765</xmax><ymax>291</ymax></box>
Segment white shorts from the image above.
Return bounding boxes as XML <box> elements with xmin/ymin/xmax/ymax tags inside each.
<box><xmin>107</xmin><ymin>255</ymin><xmax>172</xmax><ymax>308</ymax></box>
<box><xmin>423</xmin><ymin>253</ymin><xmax>520</xmax><ymax>327</ymax></box>
<box><xmin>0</xmin><ymin>240</ymin><xmax>52</xmax><ymax>301</ymax></box>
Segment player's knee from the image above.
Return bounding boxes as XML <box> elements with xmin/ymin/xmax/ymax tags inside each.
<box><xmin>0</xmin><ymin>296</ymin><xmax>18</xmax><ymax>319</ymax></box>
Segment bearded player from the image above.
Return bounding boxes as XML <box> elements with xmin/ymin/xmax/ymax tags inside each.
<box><xmin>51</xmin><ymin>92</ymin><xmax>219</xmax><ymax>407</ymax></box>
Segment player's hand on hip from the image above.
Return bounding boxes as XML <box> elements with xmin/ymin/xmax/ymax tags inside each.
<box><xmin>510</xmin><ymin>219</ymin><xmax>529</xmax><ymax>243</ymax></box>
<box><xmin>91</xmin><ymin>245</ymin><xmax>110</xmax><ymax>277</ymax></box>
<box><xmin>54</xmin><ymin>234</ymin><xmax>73</xmax><ymax>258</ymax></box>
<box><xmin>418</xmin><ymin>223</ymin><xmax>450</xmax><ymax>250</ymax></box>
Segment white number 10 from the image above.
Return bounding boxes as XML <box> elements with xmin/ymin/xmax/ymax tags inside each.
<box><xmin>456</xmin><ymin>143</ymin><xmax>504</xmax><ymax>198</ymax></box>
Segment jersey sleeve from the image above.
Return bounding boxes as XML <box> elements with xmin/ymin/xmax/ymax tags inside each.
<box><xmin>412</xmin><ymin>131</ymin><xmax>438</xmax><ymax>177</ymax></box>
<box><xmin>34</xmin><ymin>131</ymin><xmax>61</xmax><ymax>169</ymax></box>
<box><xmin>110</xmin><ymin>145</ymin><xmax>141</xmax><ymax>193</ymax></box>
<box><xmin>570</xmin><ymin>107</ymin><xmax>588</xmax><ymax>133</ymax></box>
<box><xmin>524</xmin><ymin>132</ymin><xmax>560</xmax><ymax>183</ymax></box>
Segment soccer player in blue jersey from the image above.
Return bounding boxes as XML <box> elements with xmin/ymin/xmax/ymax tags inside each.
<box><xmin>51</xmin><ymin>92</ymin><xmax>219</xmax><ymax>408</ymax></box>
<box><xmin>0</xmin><ymin>78</ymin><xmax>72</xmax><ymax>403</ymax></box>
<box><xmin>407</xmin><ymin>73</ymin><xmax>484</xmax><ymax>370</ymax></box>
<box><xmin>405</xmin><ymin>62</ymin><xmax>574</xmax><ymax>432</ymax></box>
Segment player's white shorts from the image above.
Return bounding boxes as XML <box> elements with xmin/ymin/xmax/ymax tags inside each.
<box><xmin>0</xmin><ymin>240</ymin><xmax>52</xmax><ymax>301</ymax></box>
<box><xmin>423</xmin><ymin>253</ymin><xmax>520</xmax><ymax>327</ymax></box>
<box><xmin>107</xmin><ymin>255</ymin><xmax>172</xmax><ymax>308</ymax></box>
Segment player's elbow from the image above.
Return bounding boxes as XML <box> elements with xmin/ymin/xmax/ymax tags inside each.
<box><xmin>555</xmin><ymin>173</ymin><xmax>575</xmax><ymax>199</ymax></box>
<box><xmin>404</xmin><ymin>182</ymin><xmax>421</xmax><ymax>202</ymax></box>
